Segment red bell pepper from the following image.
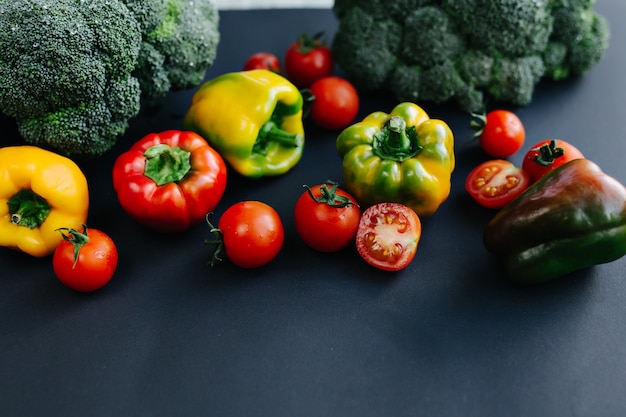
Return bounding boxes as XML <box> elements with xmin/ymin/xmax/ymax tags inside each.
<box><xmin>113</xmin><ymin>130</ymin><xmax>227</xmax><ymax>232</ymax></box>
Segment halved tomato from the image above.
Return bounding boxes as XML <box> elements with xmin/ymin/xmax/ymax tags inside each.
<box><xmin>465</xmin><ymin>159</ymin><xmax>530</xmax><ymax>209</ymax></box>
<box><xmin>355</xmin><ymin>203</ymin><xmax>421</xmax><ymax>271</ymax></box>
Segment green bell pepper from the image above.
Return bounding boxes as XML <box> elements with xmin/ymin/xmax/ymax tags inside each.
<box><xmin>183</xmin><ymin>69</ymin><xmax>305</xmax><ymax>178</ymax></box>
<box><xmin>336</xmin><ymin>102</ymin><xmax>455</xmax><ymax>217</ymax></box>
<box><xmin>484</xmin><ymin>158</ymin><xmax>626</xmax><ymax>284</ymax></box>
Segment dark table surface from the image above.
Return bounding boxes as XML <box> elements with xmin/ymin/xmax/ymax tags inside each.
<box><xmin>2</xmin><ymin>3</ymin><xmax>626</xmax><ymax>417</ymax></box>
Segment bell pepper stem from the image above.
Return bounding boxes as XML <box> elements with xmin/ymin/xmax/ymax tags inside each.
<box><xmin>253</xmin><ymin>119</ymin><xmax>302</xmax><ymax>155</ymax></box>
<box><xmin>7</xmin><ymin>189</ymin><xmax>51</xmax><ymax>229</ymax></box>
<box><xmin>373</xmin><ymin>116</ymin><xmax>421</xmax><ymax>162</ymax></box>
<box><xmin>143</xmin><ymin>144</ymin><xmax>192</xmax><ymax>186</ymax></box>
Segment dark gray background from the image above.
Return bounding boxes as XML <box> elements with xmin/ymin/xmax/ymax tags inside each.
<box><xmin>2</xmin><ymin>2</ymin><xmax>626</xmax><ymax>416</ymax></box>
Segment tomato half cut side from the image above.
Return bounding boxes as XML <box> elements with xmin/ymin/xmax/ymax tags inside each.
<box><xmin>355</xmin><ymin>203</ymin><xmax>421</xmax><ymax>271</ymax></box>
<box><xmin>465</xmin><ymin>159</ymin><xmax>530</xmax><ymax>209</ymax></box>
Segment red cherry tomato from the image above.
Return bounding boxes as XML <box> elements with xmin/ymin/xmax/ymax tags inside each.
<box><xmin>210</xmin><ymin>201</ymin><xmax>284</xmax><ymax>268</ymax></box>
<box><xmin>465</xmin><ymin>159</ymin><xmax>530</xmax><ymax>209</ymax></box>
<box><xmin>355</xmin><ymin>203</ymin><xmax>421</xmax><ymax>272</ymax></box>
<box><xmin>294</xmin><ymin>181</ymin><xmax>361</xmax><ymax>252</ymax></box>
<box><xmin>472</xmin><ymin>110</ymin><xmax>525</xmax><ymax>158</ymax></box>
<box><xmin>53</xmin><ymin>226</ymin><xmax>119</xmax><ymax>292</ymax></box>
<box><xmin>522</xmin><ymin>139</ymin><xmax>585</xmax><ymax>183</ymax></box>
<box><xmin>243</xmin><ymin>52</ymin><xmax>281</xmax><ymax>72</ymax></box>
<box><xmin>309</xmin><ymin>76</ymin><xmax>359</xmax><ymax>130</ymax></box>
<box><xmin>284</xmin><ymin>32</ymin><xmax>334</xmax><ymax>88</ymax></box>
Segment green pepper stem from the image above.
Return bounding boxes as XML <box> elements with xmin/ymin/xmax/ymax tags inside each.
<box><xmin>7</xmin><ymin>189</ymin><xmax>51</xmax><ymax>229</ymax></box>
<box><xmin>373</xmin><ymin>116</ymin><xmax>421</xmax><ymax>162</ymax></box>
<box><xmin>143</xmin><ymin>144</ymin><xmax>192</xmax><ymax>186</ymax></box>
<box><xmin>253</xmin><ymin>119</ymin><xmax>302</xmax><ymax>155</ymax></box>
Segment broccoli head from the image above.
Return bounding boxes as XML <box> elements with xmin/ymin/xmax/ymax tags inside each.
<box><xmin>0</xmin><ymin>0</ymin><xmax>142</xmax><ymax>159</ymax></box>
<box><xmin>332</xmin><ymin>0</ymin><xmax>610</xmax><ymax>112</ymax></box>
<box><xmin>122</xmin><ymin>0</ymin><xmax>221</xmax><ymax>98</ymax></box>
<box><xmin>0</xmin><ymin>0</ymin><xmax>220</xmax><ymax>159</ymax></box>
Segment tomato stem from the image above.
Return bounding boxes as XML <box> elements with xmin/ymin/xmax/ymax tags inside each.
<box><xmin>530</xmin><ymin>139</ymin><xmax>564</xmax><ymax>166</ymax></box>
<box><xmin>304</xmin><ymin>180</ymin><xmax>357</xmax><ymax>208</ymax></box>
<box><xmin>204</xmin><ymin>214</ymin><xmax>225</xmax><ymax>267</ymax></box>
<box><xmin>295</xmin><ymin>31</ymin><xmax>326</xmax><ymax>54</ymax></box>
<box><xmin>469</xmin><ymin>111</ymin><xmax>487</xmax><ymax>138</ymax></box>
<box><xmin>55</xmin><ymin>225</ymin><xmax>90</xmax><ymax>269</ymax></box>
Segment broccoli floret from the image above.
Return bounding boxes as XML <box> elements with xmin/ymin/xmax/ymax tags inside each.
<box><xmin>0</xmin><ymin>0</ymin><xmax>142</xmax><ymax>159</ymax></box>
<box><xmin>332</xmin><ymin>0</ymin><xmax>610</xmax><ymax>112</ymax></box>
<box><xmin>122</xmin><ymin>0</ymin><xmax>220</xmax><ymax>98</ymax></box>
<box><xmin>331</xmin><ymin>6</ymin><xmax>402</xmax><ymax>91</ymax></box>
<box><xmin>0</xmin><ymin>0</ymin><xmax>220</xmax><ymax>158</ymax></box>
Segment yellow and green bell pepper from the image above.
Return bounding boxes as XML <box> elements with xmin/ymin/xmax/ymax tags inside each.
<box><xmin>183</xmin><ymin>69</ymin><xmax>305</xmax><ymax>178</ymax></box>
<box><xmin>0</xmin><ymin>146</ymin><xmax>89</xmax><ymax>257</ymax></box>
<box><xmin>336</xmin><ymin>102</ymin><xmax>455</xmax><ymax>217</ymax></box>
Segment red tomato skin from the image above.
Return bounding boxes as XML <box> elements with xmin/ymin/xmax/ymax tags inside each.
<box><xmin>243</xmin><ymin>52</ymin><xmax>281</xmax><ymax>72</ymax></box>
<box><xmin>309</xmin><ymin>77</ymin><xmax>360</xmax><ymax>130</ymax></box>
<box><xmin>294</xmin><ymin>184</ymin><xmax>361</xmax><ymax>252</ymax></box>
<box><xmin>355</xmin><ymin>203</ymin><xmax>421</xmax><ymax>272</ymax></box>
<box><xmin>284</xmin><ymin>40</ymin><xmax>334</xmax><ymax>88</ymax></box>
<box><xmin>522</xmin><ymin>139</ymin><xmax>585</xmax><ymax>183</ymax></box>
<box><xmin>53</xmin><ymin>229</ymin><xmax>119</xmax><ymax>292</ymax></box>
<box><xmin>113</xmin><ymin>130</ymin><xmax>227</xmax><ymax>233</ymax></box>
<box><xmin>218</xmin><ymin>201</ymin><xmax>284</xmax><ymax>269</ymax></box>
<box><xmin>479</xmin><ymin>110</ymin><xmax>525</xmax><ymax>158</ymax></box>
<box><xmin>465</xmin><ymin>159</ymin><xmax>530</xmax><ymax>209</ymax></box>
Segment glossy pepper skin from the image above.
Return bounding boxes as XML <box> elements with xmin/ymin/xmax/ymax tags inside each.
<box><xmin>183</xmin><ymin>69</ymin><xmax>305</xmax><ymax>178</ymax></box>
<box><xmin>0</xmin><ymin>146</ymin><xmax>89</xmax><ymax>257</ymax></box>
<box><xmin>112</xmin><ymin>130</ymin><xmax>227</xmax><ymax>233</ymax></box>
<box><xmin>484</xmin><ymin>158</ymin><xmax>626</xmax><ymax>284</ymax></box>
<box><xmin>336</xmin><ymin>102</ymin><xmax>455</xmax><ymax>217</ymax></box>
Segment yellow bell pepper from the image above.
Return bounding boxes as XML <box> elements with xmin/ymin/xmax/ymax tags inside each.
<box><xmin>0</xmin><ymin>146</ymin><xmax>89</xmax><ymax>257</ymax></box>
<box><xmin>336</xmin><ymin>102</ymin><xmax>455</xmax><ymax>217</ymax></box>
<box><xmin>183</xmin><ymin>69</ymin><xmax>305</xmax><ymax>178</ymax></box>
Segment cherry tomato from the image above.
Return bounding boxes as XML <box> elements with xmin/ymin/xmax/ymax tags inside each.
<box><xmin>355</xmin><ymin>203</ymin><xmax>421</xmax><ymax>272</ymax></box>
<box><xmin>53</xmin><ymin>226</ymin><xmax>119</xmax><ymax>292</ymax></box>
<box><xmin>465</xmin><ymin>159</ymin><xmax>530</xmax><ymax>209</ymax></box>
<box><xmin>522</xmin><ymin>139</ymin><xmax>585</xmax><ymax>183</ymax></box>
<box><xmin>243</xmin><ymin>52</ymin><xmax>281</xmax><ymax>72</ymax></box>
<box><xmin>294</xmin><ymin>181</ymin><xmax>361</xmax><ymax>252</ymax></box>
<box><xmin>472</xmin><ymin>110</ymin><xmax>525</xmax><ymax>158</ymax></box>
<box><xmin>309</xmin><ymin>76</ymin><xmax>359</xmax><ymax>130</ymax></box>
<box><xmin>284</xmin><ymin>32</ymin><xmax>334</xmax><ymax>88</ymax></box>
<box><xmin>211</xmin><ymin>201</ymin><xmax>284</xmax><ymax>268</ymax></box>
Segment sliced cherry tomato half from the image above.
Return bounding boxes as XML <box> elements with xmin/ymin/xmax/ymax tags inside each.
<box><xmin>465</xmin><ymin>159</ymin><xmax>530</xmax><ymax>209</ymax></box>
<box><xmin>522</xmin><ymin>139</ymin><xmax>584</xmax><ymax>183</ymax></box>
<box><xmin>355</xmin><ymin>203</ymin><xmax>421</xmax><ymax>272</ymax></box>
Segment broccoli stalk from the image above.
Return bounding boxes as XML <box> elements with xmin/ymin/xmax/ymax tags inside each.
<box><xmin>332</xmin><ymin>0</ymin><xmax>610</xmax><ymax>112</ymax></box>
<box><xmin>0</xmin><ymin>0</ymin><xmax>220</xmax><ymax>159</ymax></box>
